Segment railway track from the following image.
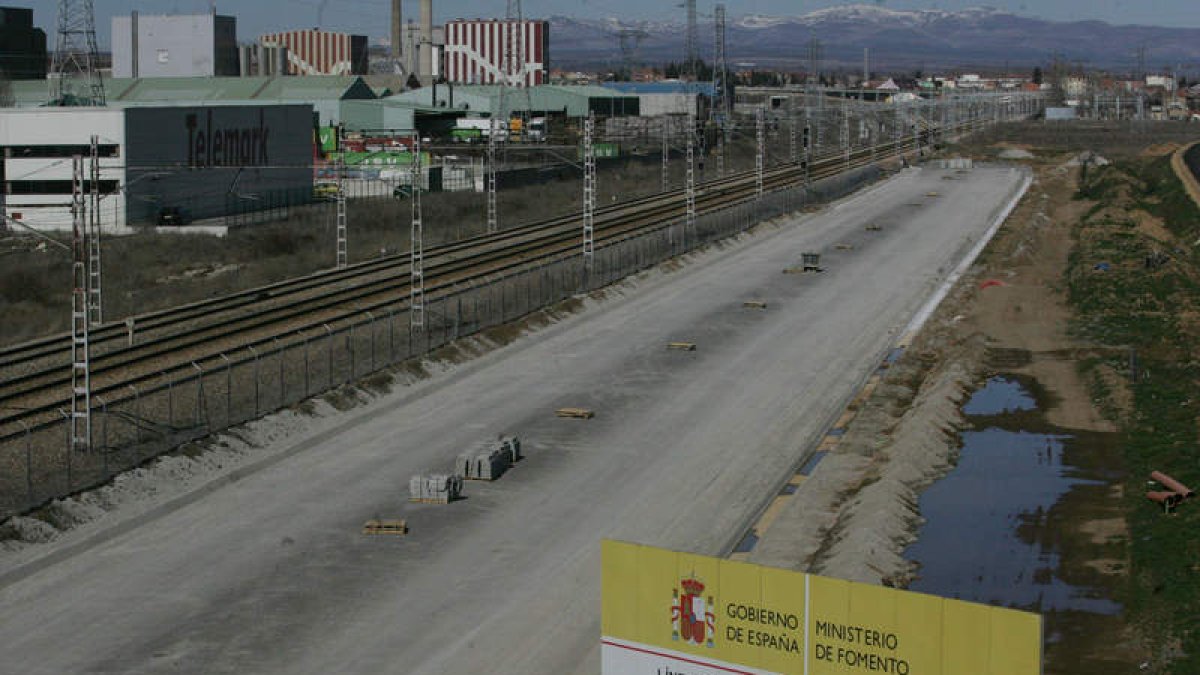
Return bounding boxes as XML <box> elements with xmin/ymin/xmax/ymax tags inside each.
<box><xmin>0</xmin><ymin>123</ymin><xmax>981</xmax><ymax>438</ymax></box>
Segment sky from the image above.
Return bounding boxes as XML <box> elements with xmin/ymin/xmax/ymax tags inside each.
<box><xmin>12</xmin><ymin>0</ymin><xmax>1200</xmax><ymax>47</ymax></box>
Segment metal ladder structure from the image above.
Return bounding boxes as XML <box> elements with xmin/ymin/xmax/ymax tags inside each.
<box><xmin>70</xmin><ymin>155</ymin><xmax>92</xmax><ymax>452</ymax></box>
<box><xmin>486</xmin><ymin>118</ymin><xmax>498</xmax><ymax>233</ymax></box>
<box><xmin>755</xmin><ymin>107</ymin><xmax>765</xmax><ymax>199</ymax></box>
<box><xmin>87</xmin><ymin>134</ymin><xmax>103</xmax><ymax>326</ymax></box>
<box><xmin>582</xmin><ymin>111</ymin><xmax>596</xmax><ymax>281</ymax></box>
<box><xmin>410</xmin><ymin>138</ymin><xmax>425</xmax><ymax>329</ymax></box>
<box><xmin>335</xmin><ymin>128</ymin><xmax>348</xmax><ymax>269</ymax></box>
<box><xmin>685</xmin><ymin>113</ymin><xmax>696</xmax><ymax>247</ymax></box>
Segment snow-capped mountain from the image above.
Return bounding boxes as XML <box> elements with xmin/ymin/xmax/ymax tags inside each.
<box><xmin>548</xmin><ymin>4</ymin><xmax>1200</xmax><ymax>71</ymax></box>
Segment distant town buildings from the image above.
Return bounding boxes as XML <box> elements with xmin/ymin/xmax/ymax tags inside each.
<box><xmin>0</xmin><ymin>6</ymin><xmax>47</xmax><ymax>80</ymax></box>
<box><xmin>112</xmin><ymin>12</ymin><xmax>239</xmax><ymax>78</ymax></box>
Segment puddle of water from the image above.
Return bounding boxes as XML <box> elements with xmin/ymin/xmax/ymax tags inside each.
<box><xmin>798</xmin><ymin>451</ymin><xmax>827</xmax><ymax>476</ymax></box>
<box><xmin>884</xmin><ymin>347</ymin><xmax>906</xmax><ymax>365</ymax></box>
<box><xmin>779</xmin><ymin>484</ymin><xmax>798</xmax><ymax>496</ymax></box>
<box><xmin>827</xmin><ymin>428</ymin><xmax>846</xmax><ymax>437</ymax></box>
<box><xmin>962</xmin><ymin>375</ymin><xmax>1037</xmax><ymax>415</ymax></box>
<box><xmin>905</xmin><ymin>377</ymin><xmax>1121</xmax><ymax>616</ymax></box>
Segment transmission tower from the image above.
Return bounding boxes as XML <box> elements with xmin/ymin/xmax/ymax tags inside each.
<box><xmin>70</xmin><ymin>155</ymin><xmax>92</xmax><ymax>452</ymax></box>
<box><xmin>49</xmin><ymin>0</ymin><xmax>105</xmax><ymax>106</ymax></box>
<box><xmin>683</xmin><ymin>0</ymin><xmax>698</xmax><ymax>80</ymax></box>
<box><xmin>617</xmin><ymin>28</ymin><xmax>648</xmax><ymax>77</ymax></box>
<box><xmin>410</xmin><ymin>139</ymin><xmax>425</xmax><ymax>330</ymax></box>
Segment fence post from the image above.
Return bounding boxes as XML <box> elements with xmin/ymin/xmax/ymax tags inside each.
<box><xmin>58</xmin><ymin>409</ymin><xmax>71</xmax><ymax>493</ymax></box>
<box><xmin>365</xmin><ymin>311</ymin><xmax>376</xmax><ymax>372</ymax></box>
<box><xmin>248</xmin><ymin>345</ymin><xmax>261</xmax><ymax>416</ymax></box>
<box><xmin>349</xmin><ymin>321</ymin><xmax>356</xmax><ymax>382</ymax></box>
<box><xmin>324</xmin><ymin>324</ymin><xmax>334</xmax><ymax>389</ymax></box>
<box><xmin>302</xmin><ymin>333</ymin><xmax>311</xmax><ymax>399</ymax></box>
<box><xmin>96</xmin><ymin>396</ymin><xmax>109</xmax><ymax>475</ymax></box>
<box><xmin>164</xmin><ymin>372</ymin><xmax>175</xmax><ymax>430</ymax></box>
<box><xmin>19</xmin><ymin>420</ymin><xmax>32</xmax><ymax>508</ymax></box>
<box><xmin>192</xmin><ymin>362</ymin><xmax>206</xmax><ymax>431</ymax></box>
<box><xmin>273</xmin><ymin>337</ymin><xmax>284</xmax><ymax>408</ymax></box>
<box><xmin>219</xmin><ymin>354</ymin><xmax>232</xmax><ymax>427</ymax></box>
<box><xmin>388</xmin><ymin>306</ymin><xmax>396</xmax><ymax>362</ymax></box>
<box><xmin>128</xmin><ymin>384</ymin><xmax>142</xmax><ymax>447</ymax></box>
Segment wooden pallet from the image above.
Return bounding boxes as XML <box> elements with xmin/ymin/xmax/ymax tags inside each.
<box><xmin>865</xmin><ymin>224</ymin><xmax>882</xmax><ymax>232</ymax></box>
<box><xmin>835</xmin><ymin>243</ymin><xmax>854</xmax><ymax>251</ymax></box>
<box><xmin>362</xmin><ymin>519</ymin><xmax>408</xmax><ymax>535</ymax></box>
<box><xmin>667</xmin><ymin>341</ymin><xmax>697</xmax><ymax>351</ymax></box>
<box><xmin>925</xmin><ymin>191</ymin><xmax>940</xmax><ymax>197</ymax></box>
<box><xmin>743</xmin><ymin>300</ymin><xmax>768</xmax><ymax>309</ymax></box>
<box><xmin>408</xmin><ymin>497</ymin><xmax>454</xmax><ymax>504</ymax></box>
<box><xmin>556</xmin><ymin>407</ymin><xmax>595</xmax><ymax>419</ymax></box>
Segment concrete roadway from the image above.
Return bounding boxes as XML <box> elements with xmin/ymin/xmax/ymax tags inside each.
<box><xmin>0</xmin><ymin>166</ymin><xmax>1025</xmax><ymax>674</ymax></box>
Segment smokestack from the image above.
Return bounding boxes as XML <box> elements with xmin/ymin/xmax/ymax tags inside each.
<box><xmin>420</xmin><ymin>0</ymin><xmax>433</xmax><ymax>83</ymax></box>
<box><xmin>391</xmin><ymin>0</ymin><xmax>402</xmax><ymax>62</ymax></box>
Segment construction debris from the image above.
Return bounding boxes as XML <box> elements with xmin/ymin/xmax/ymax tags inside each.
<box><xmin>1147</xmin><ymin>470</ymin><xmax>1194</xmax><ymax>513</ymax></box>
<box><xmin>667</xmin><ymin>341</ymin><xmax>697</xmax><ymax>351</ymax></box>
<box><xmin>743</xmin><ymin>300</ymin><xmax>768</xmax><ymax>309</ymax></box>
<box><xmin>362</xmin><ymin>519</ymin><xmax>408</xmax><ymax>535</ymax></box>
<box><xmin>409</xmin><ymin>473</ymin><xmax>463</xmax><ymax>504</ymax></box>
<box><xmin>556</xmin><ymin>407</ymin><xmax>594</xmax><ymax>419</ymax></box>
<box><xmin>801</xmin><ymin>252</ymin><xmax>822</xmax><ymax>272</ymax></box>
<box><xmin>835</xmin><ymin>243</ymin><xmax>854</xmax><ymax>251</ymax></box>
<box><xmin>865</xmin><ymin>224</ymin><xmax>882</xmax><ymax>231</ymax></box>
<box><xmin>926</xmin><ymin>191</ymin><xmax>940</xmax><ymax>197</ymax></box>
<box><xmin>457</xmin><ymin>436</ymin><xmax>522</xmax><ymax>481</ymax></box>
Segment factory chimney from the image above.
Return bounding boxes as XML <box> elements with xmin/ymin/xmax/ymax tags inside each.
<box><xmin>391</xmin><ymin>0</ymin><xmax>402</xmax><ymax>63</ymax></box>
<box><xmin>419</xmin><ymin>0</ymin><xmax>433</xmax><ymax>84</ymax></box>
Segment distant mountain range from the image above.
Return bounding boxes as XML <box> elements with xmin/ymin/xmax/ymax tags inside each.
<box><xmin>548</xmin><ymin>4</ymin><xmax>1200</xmax><ymax>73</ymax></box>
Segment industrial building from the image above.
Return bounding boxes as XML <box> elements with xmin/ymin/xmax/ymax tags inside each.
<box><xmin>259</xmin><ymin>29</ymin><xmax>368</xmax><ymax>76</ymax></box>
<box><xmin>443</xmin><ymin>19</ymin><xmax>548</xmax><ymax>86</ymax></box>
<box><xmin>112</xmin><ymin>12</ymin><xmax>239</xmax><ymax>79</ymax></box>
<box><xmin>0</xmin><ymin>105</ymin><xmax>313</xmax><ymax>233</ymax></box>
<box><xmin>388</xmin><ymin>84</ymin><xmax>638</xmax><ymax>118</ymax></box>
<box><xmin>600</xmin><ymin>81</ymin><xmax>713</xmax><ymax>117</ymax></box>
<box><xmin>0</xmin><ymin>6</ymin><xmax>47</xmax><ymax>80</ymax></box>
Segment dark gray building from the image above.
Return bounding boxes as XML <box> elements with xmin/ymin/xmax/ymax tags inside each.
<box><xmin>0</xmin><ymin>6</ymin><xmax>47</xmax><ymax>80</ymax></box>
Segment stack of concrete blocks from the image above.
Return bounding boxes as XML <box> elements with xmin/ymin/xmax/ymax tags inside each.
<box><xmin>409</xmin><ymin>473</ymin><xmax>463</xmax><ymax>503</ymax></box>
<box><xmin>456</xmin><ymin>436</ymin><xmax>522</xmax><ymax>481</ymax></box>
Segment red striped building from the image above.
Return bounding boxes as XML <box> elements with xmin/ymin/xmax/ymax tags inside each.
<box><xmin>260</xmin><ymin>29</ymin><xmax>368</xmax><ymax>76</ymax></box>
<box><xmin>444</xmin><ymin>19</ymin><xmax>548</xmax><ymax>86</ymax></box>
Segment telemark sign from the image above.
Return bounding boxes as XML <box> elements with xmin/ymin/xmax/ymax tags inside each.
<box><xmin>185</xmin><ymin>109</ymin><xmax>270</xmax><ymax>167</ymax></box>
<box><xmin>601</xmin><ymin>540</ymin><xmax>1042</xmax><ymax>675</ymax></box>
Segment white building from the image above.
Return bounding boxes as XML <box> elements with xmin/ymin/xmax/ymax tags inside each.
<box><xmin>1</xmin><ymin>105</ymin><xmax>313</xmax><ymax>234</ymax></box>
<box><xmin>111</xmin><ymin>12</ymin><xmax>239</xmax><ymax>78</ymax></box>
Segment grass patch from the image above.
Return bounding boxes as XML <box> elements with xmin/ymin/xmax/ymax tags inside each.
<box><xmin>1068</xmin><ymin>156</ymin><xmax>1200</xmax><ymax>672</ymax></box>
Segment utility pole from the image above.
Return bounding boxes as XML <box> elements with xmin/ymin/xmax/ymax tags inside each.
<box><xmin>582</xmin><ymin>112</ymin><xmax>596</xmax><ymax>286</ymax></box>
<box><xmin>87</xmin><ymin>135</ymin><xmax>102</xmax><ymax>326</ymax></box>
<box><xmin>755</xmin><ymin>107</ymin><xmax>765</xmax><ymax>199</ymax></box>
<box><xmin>410</xmin><ymin>138</ymin><xmax>425</xmax><ymax>330</ymax></box>
<box><xmin>335</xmin><ymin>127</ymin><xmax>347</xmax><ymax>269</ymax></box>
<box><xmin>685</xmin><ymin>113</ymin><xmax>696</xmax><ymax>248</ymax></box>
<box><xmin>50</xmin><ymin>0</ymin><xmax>105</xmax><ymax>106</ymax></box>
<box><xmin>70</xmin><ymin>155</ymin><xmax>92</xmax><ymax>453</ymax></box>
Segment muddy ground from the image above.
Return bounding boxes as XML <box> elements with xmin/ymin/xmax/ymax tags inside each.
<box><xmin>752</xmin><ymin>130</ymin><xmax>1200</xmax><ymax>672</ymax></box>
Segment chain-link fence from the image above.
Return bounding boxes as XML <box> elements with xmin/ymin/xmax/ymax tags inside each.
<box><xmin>0</xmin><ymin>163</ymin><xmax>881</xmax><ymax>520</ymax></box>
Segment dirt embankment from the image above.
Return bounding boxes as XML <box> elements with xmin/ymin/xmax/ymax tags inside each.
<box><xmin>752</xmin><ymin>154</ymin><xmax>1144</xmax><ymax>670</ymax></box>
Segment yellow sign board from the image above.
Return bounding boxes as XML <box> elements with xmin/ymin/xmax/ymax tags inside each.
<box><xmin>602</xmin><ymin>540</ymin><xmax>1041</xmax><ymax>675</ymax></box>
